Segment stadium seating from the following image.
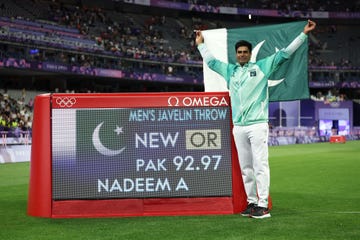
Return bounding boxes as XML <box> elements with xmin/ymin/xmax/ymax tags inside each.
<box><xmin>0</xmin><ymin>0</ymin><xmax>359</xmax><ymax>144</ymax></box>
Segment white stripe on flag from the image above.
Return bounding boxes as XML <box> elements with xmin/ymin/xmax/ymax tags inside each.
<box><xmin>202</xmin><ymin>28</ymin><xmax>228</xmax><ymax>92</ymax></box>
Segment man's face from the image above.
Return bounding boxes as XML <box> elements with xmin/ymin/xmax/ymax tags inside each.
<box><xmin>236</xmin><ymin>46</ymin><xmax>251</xmax><ymax>66</ymax></box>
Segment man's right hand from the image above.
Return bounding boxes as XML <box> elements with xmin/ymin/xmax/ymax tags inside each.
<box><xmin>195</xmin><ymin>30</ymin><xmax>204</xmax><ymax>46</ymax></box>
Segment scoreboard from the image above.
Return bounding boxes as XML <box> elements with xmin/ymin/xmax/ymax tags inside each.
<box><xmin>28</xmin><ymin>92</ymin><xmax>247</xmax><ymax>218</ymax></box>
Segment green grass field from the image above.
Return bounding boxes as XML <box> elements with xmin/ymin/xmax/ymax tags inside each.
<box><xmin>1</xmin><ymin>141</ymin><xmax>359</xmax><ymax>240</ymax></box>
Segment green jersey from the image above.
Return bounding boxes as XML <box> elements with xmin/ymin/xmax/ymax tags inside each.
<box><xmin>198</xmin><ymin>33</ymin><xmax>307</xmax><ymax>126</ymax></box>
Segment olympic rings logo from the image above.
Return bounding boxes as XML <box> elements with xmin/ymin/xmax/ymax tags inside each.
<box><xmin>55</xmin><ymin>97</ymin><xmax>77</xmax><ymax>108</ymax></box>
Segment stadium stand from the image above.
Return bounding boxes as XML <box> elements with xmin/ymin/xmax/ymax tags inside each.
<box><xmin>0</xmin><ymin>0</ymin><xmax>360</xmax><ymax>147</ymax></box>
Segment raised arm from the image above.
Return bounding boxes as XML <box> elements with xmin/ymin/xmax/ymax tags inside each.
<box><xmin>284</xmin><ymin>20</ymin><xmax>317</xmax><ymax>56</ymax></box>
<box><xmin>195</xmin><ymin>30</ymin><xmax>233</xmax><ymax>84</ymax></box>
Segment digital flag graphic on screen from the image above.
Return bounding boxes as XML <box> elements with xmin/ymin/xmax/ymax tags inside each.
<box><xmin>52</xmin><ymin>107</ymin><xmax>233</xmax><ymax>200</ymax></box>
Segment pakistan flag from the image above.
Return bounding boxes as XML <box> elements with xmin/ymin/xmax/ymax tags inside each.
<box><xmin>76</xmin><ymin>109</ymin><xmax>130</xmax><ymax>162</ymax></box>
<box><xmin>201</xmin><ymin>21</ymin><xmax>309</xmax><ymax>102</ymax></box>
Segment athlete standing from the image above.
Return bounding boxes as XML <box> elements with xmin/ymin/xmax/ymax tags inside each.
<box><xmin>195</xmin><ymin>20</ymin><xmax>316</xmax><ymax>218</ymax></box>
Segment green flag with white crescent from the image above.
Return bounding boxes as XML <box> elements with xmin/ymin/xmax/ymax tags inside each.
<box><xmin>202</xmin><ymin>21</ymin><xmax>309</xmax><ymax>102</ymax></box>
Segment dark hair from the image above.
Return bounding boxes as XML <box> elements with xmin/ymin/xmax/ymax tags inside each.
<box><xmin>235</xmin><ymin>40</ymin><xmax>252</xmax><ymax>52</ymax></box>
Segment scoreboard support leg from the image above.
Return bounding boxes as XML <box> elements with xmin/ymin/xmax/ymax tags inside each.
<box><xmin>28</xmin><ymin>94</ymin><xmax>52</xmax><ymax>217</ymax></box>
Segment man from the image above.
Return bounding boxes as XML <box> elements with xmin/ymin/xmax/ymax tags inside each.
<box><xmin>195</xmin><ymin>20</ymin><xmax>316</xmax><ymax>219</ymax></box>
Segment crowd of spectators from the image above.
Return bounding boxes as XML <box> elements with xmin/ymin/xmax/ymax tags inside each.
<box><xmin>46</xmin><ymin>1</ymin><xmax>360</xmax><ymax>68</ymax></box>
<box><xmin>0</xmin><ymin>3</ymin><xmax>359</xmax><ymax>87</ymax></box>
<box><xmin>310</xmin><ymin>89</ymin><xmax>348</xmax><ymax>103</ymax></box>
<box><xmin>1</xmin><ymin>1</ymin><xmax>359</xmax><ymax>81</ymax></box>
<box><xmin>47</xmin><ymin>1</ymin><xmax>200</xmax><ymax>65</ymax></box>
<box><xmin>0</xmin><ymin>1</ymin><xmax>359</xmax><ymax>100</ymax></box>
<box><xmin>307</xmin><ymin>24</ymin><xmax>356</xmax><ymax>68</ymax></box>
<box><xmin>0</xmin><ymin>89</ymin><xmax>33</xmax><ymax>144</ymax></box>
<box><xmin>0</xmin><ymin>0</ymin><xmax>360</xmax><ymax>144</ymax></box>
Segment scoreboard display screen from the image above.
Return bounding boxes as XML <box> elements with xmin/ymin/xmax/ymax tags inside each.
<box><xmin>51</xmin><ymin>94</ymin><xmax>233</xmax><ymax>200</ymax></box>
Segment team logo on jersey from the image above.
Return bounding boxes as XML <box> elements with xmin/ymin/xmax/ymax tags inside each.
<box><xmin>249</xmin><ymin>70</ymin><xmax>257</xmax><ymax>77</ymax></box>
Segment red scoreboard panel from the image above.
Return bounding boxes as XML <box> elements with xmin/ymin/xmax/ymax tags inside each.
<box><xmin>28</xmin><ymin>92</ymin><xmax>247</xmax><ymax>218</ymax></box>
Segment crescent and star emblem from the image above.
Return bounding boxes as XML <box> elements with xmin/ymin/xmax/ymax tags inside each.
<box><xmin>92</xmin><ymin>122</ymin><xmax>126</xmax><ymax>156</ymax></box>
<box><xmin>251</xmin><ymin>40</ymin><xmax>285</xmax><ymax>87</ymax></box>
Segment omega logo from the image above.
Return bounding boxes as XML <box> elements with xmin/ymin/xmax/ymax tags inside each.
<box><xmin>167</xmin><ymin>96</ymin><xmax>228</xmax><ymax>107</ymax></box>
